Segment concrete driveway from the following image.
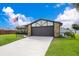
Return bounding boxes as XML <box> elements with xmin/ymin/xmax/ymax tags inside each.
<box><xmin>0</xmin><ymin>36</ymin><xmax>53</xmax><ymax>56</ymax></box>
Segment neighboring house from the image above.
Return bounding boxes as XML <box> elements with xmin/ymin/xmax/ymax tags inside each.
<box><xmin>16</xmin><ymin>19</ymin><xmax>62</xmax><ymax>37</ymax></box>
<box><xmin>16</xmin><ymin>26</ymin><xmax>27</xmax><ymax>34</ymax></box>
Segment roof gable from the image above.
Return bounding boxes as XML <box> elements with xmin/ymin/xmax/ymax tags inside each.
<box><xmin>25</xmin><ymin>19</ymin><xmax>62</xmax><ymax>26</ymax></box>
<box><xmin>29</xmin><ymin>19</ymin><xmax>54</xmax><ymax>24</ymax></box>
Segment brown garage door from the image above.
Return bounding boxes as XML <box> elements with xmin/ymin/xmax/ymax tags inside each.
<box><xmin>32</xmin><ymin>26</ymin><xmax>53</xmax><ymax>36</ymax></box>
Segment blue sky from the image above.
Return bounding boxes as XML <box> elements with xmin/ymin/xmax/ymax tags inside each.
<box><xmin>0</xmin><ymin>3</ymin><xmax>74</xmax><ymax>29</ymax></box>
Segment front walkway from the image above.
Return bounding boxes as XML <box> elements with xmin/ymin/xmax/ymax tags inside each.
<box><xmin>0</xmin><ymin>36</ymin><xmax>53</xmax><ymax>56</ymax></box>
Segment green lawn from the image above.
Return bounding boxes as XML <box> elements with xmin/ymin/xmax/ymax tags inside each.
<box><xmin>45</xmin><ymin>34</ymin><xmax>79</xmax><ymax>56</ymax></box>
<box><xmin>0</xmin><ymin>34</ymin><xmax>23</xmax><ymax>46</ymax></box>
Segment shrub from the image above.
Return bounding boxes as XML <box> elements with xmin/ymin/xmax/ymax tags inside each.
<box><xmin>59</xmin><ymin>35</ymin><xmax>65</xmax><ymax>38</ymax></box>
<box><xmin>64</xmin><ymin>32</ymin><xmax>75</xmax><ymax>39</ymax></box>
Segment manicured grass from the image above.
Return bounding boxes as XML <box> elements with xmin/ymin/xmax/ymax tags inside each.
<box><xmin>0</xmin><ymin>34</ymin><xmax>23</xmax><ymax>46</ymax></box>
<box><xmin>45</xmin><ymin>34</ymin><xmax>79</xmax><ymax>56</ymax></box>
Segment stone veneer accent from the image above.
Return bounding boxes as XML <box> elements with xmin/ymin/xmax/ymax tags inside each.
<box><xmin>54</xmin><ymin>22</ymin><xmax>60</xmax><ymax>37</ymax></box>
<box><xmin>28</xmin><ymin>25</ymin><xmax>32</xmax><ymax>36</ymax></box>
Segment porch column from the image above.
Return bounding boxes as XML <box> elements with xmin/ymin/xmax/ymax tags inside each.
<box><xmin>54</xmin><ymin>22</ymin><xmax>60</xmax><ymax>37</ymax></box>
<box><xmin>28</xmin><ymin>25</ymin><xmax>32</xmax><ymax>36</ymax></box>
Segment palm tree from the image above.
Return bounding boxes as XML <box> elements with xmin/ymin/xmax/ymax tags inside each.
<box><xmin>73</xmin><ymin>3</ymin><xmax>79</xmax><ymax>11</ymax></box>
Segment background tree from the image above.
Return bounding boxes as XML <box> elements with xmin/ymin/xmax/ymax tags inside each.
<box><xmin>72</xmin><ymin>24</ymin><xmax>79</xmax><ymax>33</ymax></box>
<box><xmin>72</xmin><ymin>3</ymin><xmax>79</xmax><ymax>12</ymax></box>
<box><xmin>73</xmin><ymin>3</ymin><xmax>79</xmax><ymax>11</ymax></box>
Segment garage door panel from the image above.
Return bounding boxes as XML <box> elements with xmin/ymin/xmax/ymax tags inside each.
<box><xmin>32</xmin><ymin>26</ymin><xmax>53</xmax><ymax>36</ymax></box>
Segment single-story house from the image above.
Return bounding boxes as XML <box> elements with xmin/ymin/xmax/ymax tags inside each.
<box><xmin>17</xmin><ymin>19</ymin><xmax>62</xmax><ymax>37</ymax></box>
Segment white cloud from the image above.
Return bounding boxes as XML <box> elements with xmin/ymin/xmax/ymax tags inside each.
<box><xmin>2</xmin><ymin>7</ymin><xmax>14</xmax><ymax>13</ymax></box>
<box><xmin>2</xmin><ymin>7</ymin><xmax>15</xmax><ymax>18</ymax></box>
<box><xmin>15</xmin><ymin>14</ymin><xmax>33</xmax><ymax>26</ymax></box>
<box><xmin>55</xmin><ymin>7</ymin><xmax>79</xmax><ymax>29</ymax></box>
<box><xmin>2</xmin><ymin>7</ymin><xmax>33</xmax><ymax>26</ymax></box>
<box><xmin>54</xmin><ymin>3</ymin><xmax>65</xmax><ymax>8</ymax></box>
